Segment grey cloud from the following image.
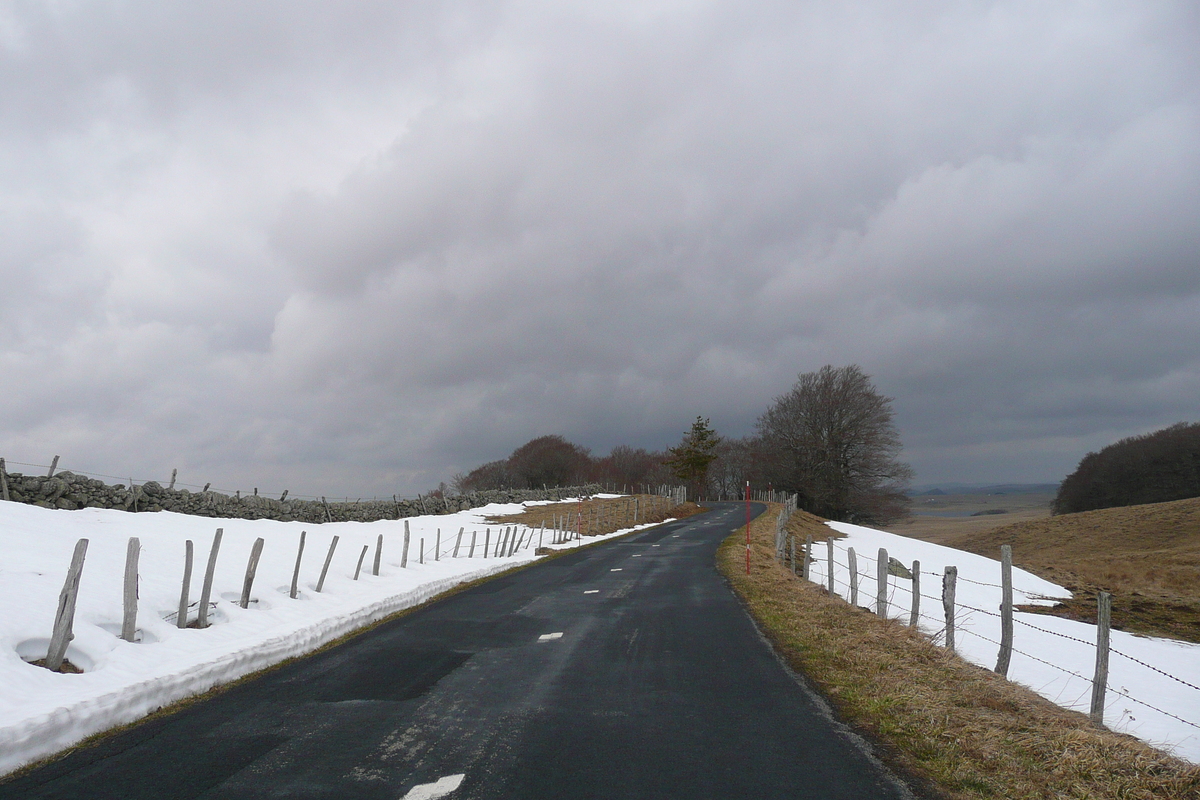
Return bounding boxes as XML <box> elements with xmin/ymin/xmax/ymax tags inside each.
<box><xmin>1</xmin><ymin>1</ymin><xmax>1198</xmax><ymax>496</ymax></box>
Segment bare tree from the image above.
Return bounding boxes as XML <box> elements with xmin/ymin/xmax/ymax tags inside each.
<box><xmin>757</xmin><ymin>365</ymin><xmax>912</xmax><ymax>524</ymax></box>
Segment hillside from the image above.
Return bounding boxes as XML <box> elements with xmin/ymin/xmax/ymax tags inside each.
<box><xmin>900</xmin><ymin>496</ymin><xmax>1200</xmax><ymax>642</ymax></box>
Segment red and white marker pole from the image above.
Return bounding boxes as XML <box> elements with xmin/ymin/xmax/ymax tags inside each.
<box><xmin>745</xmin><ymin>480</ymin><xmax>751</xmax><ymax>575</ymax></box>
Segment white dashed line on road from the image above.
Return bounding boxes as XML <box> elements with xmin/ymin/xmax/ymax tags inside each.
<box><xmin>538</xmin><ymin>632</ymin><xmax>563</xmax><ymax>642</ymax></box>
<box><xmin>584</xmin><ymin>590</ymin><xmax>599</xmax><ymax>594</ymax></box>
<box><xmin>610</xmin><ymin>568</ymin><xmax>623</xmax><ymax>571</ymax></box>
<box><xmin>401</xmin><ymin>773</ymin><xmax>465</xmax><ymax>799</ymax></box>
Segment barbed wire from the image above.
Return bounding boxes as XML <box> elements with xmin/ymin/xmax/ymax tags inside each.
<box><xmin>791</xmin><ymin>542</ymin><xmax>1200</xmax><ymax>709</ymax></box>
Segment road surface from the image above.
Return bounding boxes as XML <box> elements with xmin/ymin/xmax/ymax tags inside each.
<box><xmin>2</xmin><ymin>502</ymin><xmax>918</xmax><ymax>799</ymax></box>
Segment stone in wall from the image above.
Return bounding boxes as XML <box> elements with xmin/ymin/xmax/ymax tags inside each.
<box><xmin>0</xmin><ymin>465</ymin><xmax>603</xmax><ymax>525</ymax></box>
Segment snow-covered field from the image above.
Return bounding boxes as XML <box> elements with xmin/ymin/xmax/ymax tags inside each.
<box><xmin>5</xmin><ymin>502</ymin><xmax>1198</xmax><ymax>777</ymax></box>
<box><xmin>809</xmin><ymin>521</ymin><xmax>1200</xmax><ymax>763</ymax></box>
<box><xmin>0</xmin><ymin>497</ymin><xmax>647</xmax><ymax>776</ymax></box>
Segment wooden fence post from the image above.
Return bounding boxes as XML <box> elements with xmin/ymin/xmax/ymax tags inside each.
<box><xmin>354</xmin><ymin>544</ymin><xmax>369</xmax><ymax>579</ymax></box>
<box><xmin>454</xmin><ymin>527</ymin><xmax>464</xmax><ymax>557</ymax></box>
<box><xmin>803</xmin><ymin>535</ymin><xmax>812</xmax><ymax>581</ymax></box>
<box><xmin>484</xmin><ymin>529</ymin><xmax>490</xmax><ymax>558</ymax></box>
<box><xmin>316</xmin><ymin>535</ymin><xmax>339</xmax><ymax>592</ymax></box>
<box><xmin>790</xmin><ymin>536</ymin><xmax>796</xmax><ymax>576</ymax></box>
<box><xmin>401</xmin><ymin>522</ymin><xmax>410</xmax><ymax>568</ymax></box>
<box><xmin>46</xmin><ymin>538</ymin><xmax>88</xmax><ymax>671</ymax></box>
<box><xmin>1090</xmin><ymin>591</ymin><xmax>1113</xmax><ymax>725</ymax></box>
<box><xmin>826</xmin><ymin>539</ymin><xmax>835</xmax><ymax>593</ymax></box>
<box><xmin>876</xmin><ymin>547</ymin><xmax>888</xmax><ymax>617</ymax></box>
<box><xmin>0</xmin><ymin>457</ymin><xmax>10</xmax><ymax>502</ymax></box>
<box><xmin>197</xmin><ymin>528</ymin><xmax>223</xmax><ymax>628</ymax></box>
<box><xmin>469</xmin><ymin>530</ymin><xmax>477</xmax><ymax>558</ymax></box>
<box><xmin>943</xmin><ymin>566</ymin><xmax>957</xmax><ymax>653</ymax></box>
<box><xmin>848</xmin><ymin>547</ymin><xmax>858</xmax><ymax>607</ymax></box>
<box><xmin>122</xmin><ymin>537</ymin><xmax>140</xmax><ymax>642</ymax></box>
<box><xmin>47</xmin><ymin>455</ymin><xmax>59</xmax><ymax>478</ymax></box>
<box><xmin>435</xmin><ymin>529</ymin><xmax>441</xmax><ymax>561</ymax></box>
<box><xmin>539</xmin><ymin>522</ymin><xmax>545</xmax><ymax>550</ymax></box>
<box><xmin>995</xmin><ymin>545</ymin><xmax>1014</xmax><ymax>676</ymax></box>
<box><xmin>290</xmin><ymin>531</ymin><xmax>306</xmax><ymax>599</ymax></box>
<box><xmin>168</xmin><ymin>468</ymin><xmax>177</xmax><ymax>490</ymax></box>
<box><xmin>240</xmin><ymin>538</ymin><xmax>265</xmax><ymax>609</ymax></box>
<box><xmin>420</xmin><ymin>538</ymin><xmax>425</xmax><ymax>564</ymax></box>
<box><xmin>177</xmin><ymin>539</ymin><xmax>193</xmax><ymax>629</ymax></box>
<box><xmin>909</xmin><ymin>560</ymin><xmax>920</xmax><ymax>627</ymax></box>
<box><xmin>374</xmin><ymin>534</ymin><xmax>384</xmax><ymax>575</ymax></box>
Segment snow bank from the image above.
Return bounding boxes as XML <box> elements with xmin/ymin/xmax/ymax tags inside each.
<box><xmin>812</xmin><ymin>521</ymin><xmax>1200</xmax><ymax>763</ymax></box>
<box><xmin>0</xmin><ymin>500</ymin><xmax>650</xmax><ymax>775</ymax></box>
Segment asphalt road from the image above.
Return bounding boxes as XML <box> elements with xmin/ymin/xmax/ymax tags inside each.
<box><xmin>3</xmin><ymin>502</ymin><xmax>918</xmax><ymax>800</ymax></box>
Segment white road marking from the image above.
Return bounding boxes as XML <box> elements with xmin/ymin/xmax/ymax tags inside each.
<box><xmin>401</xmin><ymin>773</ymin><xmax>465</xmax><ymax>799</ymax></box>
<box><xmin>632</xmin><ymin>554</ymin><xmax>641</xmax><ymax>557</ymax></box>
<box><xmin>651</xmin><ymin>545</ymin><xmax>660</xmax><ymax>547</ymax></box>
<box><xmin>610</xmin><ymin>568</ymin><xmax>623</xmax><ymax>571</ymax></box>
<box><xmin>538</xmin><ymin>632</ymin><xmax>563</xmax><ymax>642</ymax></box>
<box><xmin>584</xmin><ymin>590</ymin><xmax>599</xmax><ymax>594</ymax></box>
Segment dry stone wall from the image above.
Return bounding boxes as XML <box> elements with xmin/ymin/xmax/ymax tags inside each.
<box><xmin>0</xmin><ymin>469</ymin><xmax>603</xmax><ymax>524</ymax></box>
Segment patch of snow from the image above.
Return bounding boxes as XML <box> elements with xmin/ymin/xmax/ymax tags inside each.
<box><xmin>0</xmin><ymin>501</ymin><xmax>659</xmax><ymax>776</ymax></box>
<box><xmin>812</xmin><ymin>521</ymin><xmax>1200</xmax><ymax>763</ymax></box>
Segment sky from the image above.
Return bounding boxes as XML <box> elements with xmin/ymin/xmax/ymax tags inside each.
<box><xmin>1</xmin><ymin>1</ymin><xmax>1198</xmax><ymax>498</ymax></box>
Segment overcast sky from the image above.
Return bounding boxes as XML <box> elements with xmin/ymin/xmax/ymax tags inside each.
<box><xmin>2</xmin><ymin>1</ymin><xmax>1198</xmax><ymax>498</ymax></box>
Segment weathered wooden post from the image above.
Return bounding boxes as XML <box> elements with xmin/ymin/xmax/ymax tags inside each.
<box><xmin>484</xmin><ymin>528</ymin><xmax>490</xmax><ymax>558</ymax></box>
<box><xmin>538</xmin><ymin>522</ymin><xmax>545</xmax><ymax>550</ymax></box>
<box><xmin>373</xmin><ymin>534</ymin><xmax>384</xmax><ymax>576</ymax></box>
<box><xmin>826</xmin><ymin>539</ymin><xmax>835</xmax><ymax>594</ymax></box>
<box><xmin>497</xmin><ymin>528</ymin><xmax>508</xmax><ymax>557</ymax></box>
<box><xmin>943</xmin><ymin>566</ymin><xmax>957</xmax><ymax>653</ymax></box>
<box><xmin>909</xmin><ymin>560</ymin><xmax>921</xmax><ymax>627</ymax></box>
<box><xmin>454</xmin><ymin>527</ymin><xmax>464</xmax><ymax>557</ymax></box>
<box><xmin>401</xmin><ymin>522</ymin><xmax>410</xmax><ymax>568</ymax></box>
<box><xmin>168</xmin><ymin>468</ymin><xmax>177</xmax><ymax>490</ymax></box>
<box><xmin>121</xmin><ymin>537</ymin><xmax>141</xmax><ymax>642</ymax></box>
<box><xmin>0</xmin><ymin>457</ymin><xmax>10</xmax><ymax>502</ymax></box>
<box><xmin>802</xmin><ymin>535</ymin><xmax>812</xmax><ymax>581</ymax></box>
<box><xmin>995</xmin><ymin>545</ymin><xmax>1014</xmax><ymax>676</ymax></box>
<box><xmin>177</xmin><ymin>539</ymin><xmax>194</xmax><ymax>628</ymax></box>
<box><xmin>316</xmin><ymin>535</ymin><xmax>339</xmax><ymax>592</ymax></box>
<box><xmin>354</xmin><ymin>544</ymin><xmax>368</xmax><ymax>580</ymax></box>
<box><xmin>197</xmin><ymin>528</ymin><xmax>223</xmax><ymax>628</ymax></box>
<box><xmin>46</xmin><ymin>538</ymin><xmax>88</xmax><ymax>671</ymax></box>
<box><xmin>239</xmin><ymin>538</ymin><xmax>265</xmax><ymax>609</ymax></box>
<box><xmin>290</xmin><ymin>531</ymin><xmax>307</xmax><ymax>599</ymax></box>
<box><xmin>419</xmin><ymin>538</ymin><xmax>425</xmax><ymax>564</ymax></box>
<box><xmin>435</xmin><ymin>529</ymin><xmax>441</xmax><ymax>561</ymax></box>
<box><xmin>1090</xmin><ymin>591</ymin><xmax>1113</xmax><ymax>725</ymax></box>
<box><xmin>469</xmin><ymin>530</ymin><xmax>477</xmax><ymax>557</ymax></box>
<box><xmin>876</xmin><ymin>547</ymin><xmax>889</xmax><ymax>617</ymax></box>
<box><xmin>47</xmin><ymin>455</ymin><xmax>59</xmax><ymax>477</ymax></box>
<box><xmin>848</xmin><ymin>547</ymin><xmax>858</xmax><ymax>607</ymax></box>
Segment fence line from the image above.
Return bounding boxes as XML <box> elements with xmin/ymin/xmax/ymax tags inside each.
<box><xmin>781</xmin><ymin>530</ymin><xmax>1200</xmax><ymax>732</ymax></box>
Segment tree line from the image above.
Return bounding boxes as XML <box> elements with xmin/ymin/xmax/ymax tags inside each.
<box><xmin>1053</xmin><ymin>421</ymin><xmax>1200</xmax><ymax>514</ymax></box>
<box><xmin>453</xmin><ymin>364</ymin><xmax>913</xmax><ymax>525</ymax></box>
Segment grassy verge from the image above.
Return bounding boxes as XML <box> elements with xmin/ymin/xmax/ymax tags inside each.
<box><xmin>487</xmin><ymin>494</ymin><xmax>707</xmax><ymax>535</ymax></box>
<box><xmin>718</xmin><ymin>503</ymin><xmax>1200</xmax><ymax>800</ymax></box>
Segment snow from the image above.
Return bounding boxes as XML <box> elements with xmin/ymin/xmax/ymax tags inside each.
<box><xmin>0</xmin><ymin>500</ymin><xmax>656</xmax><ymax>776</ymax></box>
<box><xmin>5</xmin><ymin>500</ymin><xmax>1197</xmax><ymax>774</ymax></box>
<box><xmin>810</xmin><ymin>521</ymin><xmax>1200</xmax><ymax>763</ymax></box>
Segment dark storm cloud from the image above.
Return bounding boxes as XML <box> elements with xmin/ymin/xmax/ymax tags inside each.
<box><xmin>1</xmin><ymin>1</ymin><xmax>1198</xmax><ymax>496</ymax></box>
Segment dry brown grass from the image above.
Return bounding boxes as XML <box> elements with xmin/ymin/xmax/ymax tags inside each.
<box><xmin>486</xmin><ymin>494</ymin><xmax>707</xmax><ymax>537</ymax></box>
<box><xmin>897</xmin><ymin>497</ymin><xmax>1200</xmax><ymax>642</ymax></box>
<box><xmin>719</xmin><ymin>503</ymin><xmax>1200</xmax><ymax>799</ymax></box>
